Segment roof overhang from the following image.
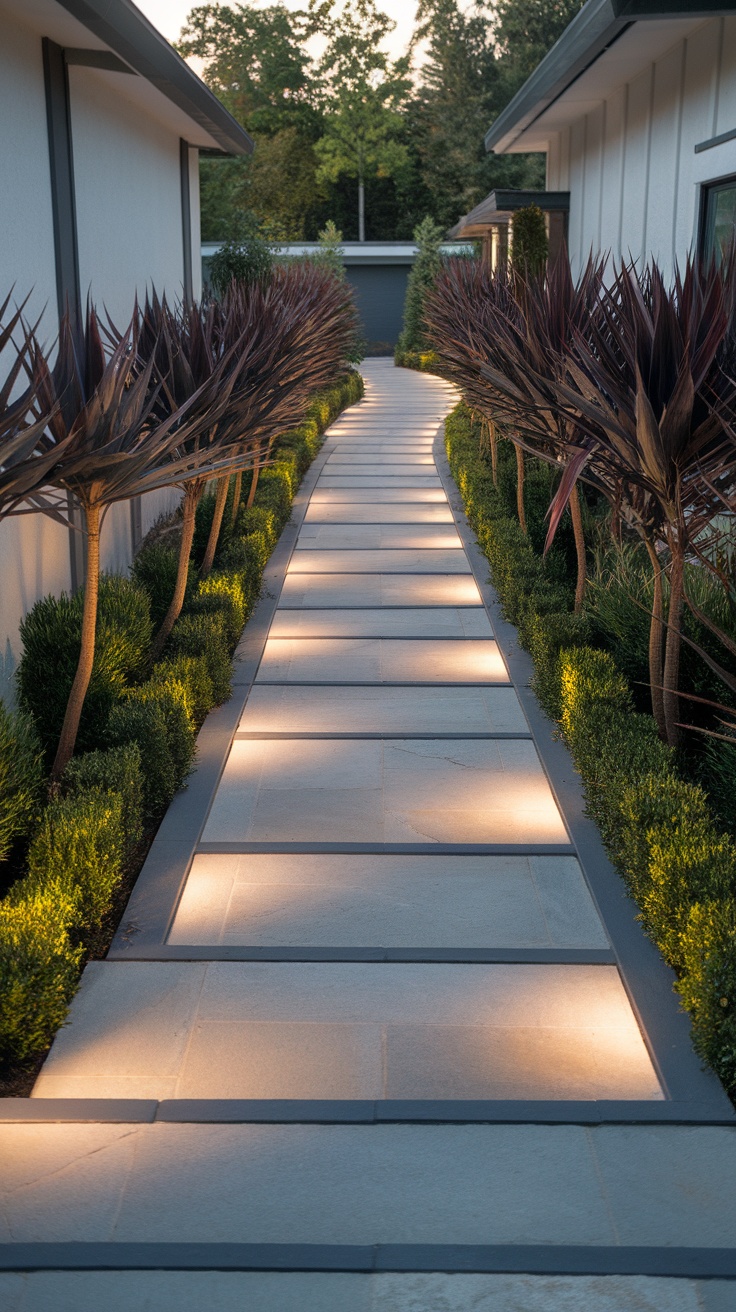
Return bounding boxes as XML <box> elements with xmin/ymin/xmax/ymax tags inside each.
<box><xmin>5</xmin><ymin>0</ymin><xmax>253</xmax><ymax>156</ymax></box>
<box><xmin>449</xmin><ymin>190</ymin><xmax>571</xmax><ymax>238</ymax></box>
<box><xmin>485</xmin><ymin>0</ymin><xmax>735</xmax><ymax>155</ymax></box>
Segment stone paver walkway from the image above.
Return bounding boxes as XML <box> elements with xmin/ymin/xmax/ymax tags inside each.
<box><xmin>1</xmin><ymin>360</ymin><xmax>735</xmax><ymax>1310</ymax></box>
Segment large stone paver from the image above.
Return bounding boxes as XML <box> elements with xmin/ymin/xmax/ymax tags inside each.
<box><xmin>238</xmin><ymin>685</ymin><xmax>526</xmax><ymax>734</ymax></box>
<box><xmin>255</xmin><ymin>637</ymin><xmax>507</xmax><ymax>682</ymax></box>
<box><xmin>0</xmin><ymin>1272</ymin><xmax>726</xmax><ymax>1312</ymax></box>
<box><xmin>3</xmin><ymin>1123</ymin><xmax>736</xmax><ymax>1246</ymax></box>
<box><xmin>34</xmin><ymin>961</ymin><xmax>658</xmax><ymax>1101</ymax></box>
<box><xmin>168</xmin><ymin>853</ymin><xmax>609</xmax><ymax>949</ymax></box>
<box><xmin>279</xmin><ymin>572</ymin><xmax>483</xmax><ymax>605</ymax></box>
<box><xmin>269</xmin><ymin>607</ymin><xmax>493</xmax><ymax>637</ymax></box>
<box><xmin>296</xmin><ymin>523</ymin><xmax>463</xmax><ymax>547</ymax></box>
<box><xmin>201</xmin><ymin>737</ymin><xmax>570</xmax><ymax>845</ymax></box>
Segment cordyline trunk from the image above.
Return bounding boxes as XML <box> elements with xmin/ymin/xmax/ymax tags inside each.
<box><xmin>358</xmin><ymin>172</ymin><xmax>365</xmax><ymax>243</ymax></box>
<box><xmin>200</xmin><ymin>475</ymin><xmax>230</xmax><ymax>579</ymax></box>
<box><xmin>489</xmin><ymin>418</ymin><xmax>498</xmax><ymax>487</ymax></box>
<box><xmin>644</xmin><ymin>537</ymin><xmax>666</xmax><ymax>741</ymax></box>
<box><xmin>515</xmin><ymin>443</ymin><xmax>526</xmax><ymax>533</ymax></box>
<box><xmin>246</xmin><ymin>454</ymin><xmax>261</xmax><ymax>509</ymax></box>
<box><xmin>151</xmin><ymin>481</ymin><xmax>201</xmax><ymax>661</ymax></box>
<box><xmin>230</xmin><ymin>471</ymin><xmax>242</xmax><ymax>529</ymax></box>
<box><xmin>52</xmin><ymin>502</ymin><xmax>101</xmax><ymax>780</ymax></box>
<box><xmin>569</xmin><ymin>481</ymin><xmax>586</xmax><ymax>614</ymax></box>
<box><xmin>663</xmin><ymin>537</ymin><xmax>685</xmax><ymax>748</ymax></box>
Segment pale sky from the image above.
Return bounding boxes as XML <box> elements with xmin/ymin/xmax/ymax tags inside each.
<box><xmin>136</xmin><ymin>0</ymin><xmax>421</xmax><ymax>63</ymax></box>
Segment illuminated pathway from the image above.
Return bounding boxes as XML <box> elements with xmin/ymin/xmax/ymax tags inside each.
<box><xmin>2</xmin><ymin>360</ymin><xmax>735</xmax><ymax>1310</ymax></box>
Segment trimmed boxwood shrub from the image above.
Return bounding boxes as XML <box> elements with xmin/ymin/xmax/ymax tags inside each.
<box><xmin>26</xmin><ymin>792</ymin><xmax>125</xmax><ymax>938</ymax></box>
<box><xmin>17</xmin><ymin>575</ymin><xmax>152</xmax><ymax>760</ymax></box>
<box><xmin>125</xmin><ymin>679</ymin><xmax>196</xmax><ymax>787</ymax></box>
<box><xmin>192</xmin><ymin>573</ymin><xmax>247</xmax><ymax>649</ymax></box>
<box><xmin>106</xmin><ymin>698</ymin><xmax>177</xmax><ymax>821</ymax></box>
<box><xmin>0</xmin><ymin>703</ymin><xmax>44</xmax><ymax>863</ymax></box>
<box><xmin>152</xmin><ymin>654</ymin><xmax>214</xmax><ymax>724</ymax></box>
<box><xmin>132</xmin><ymin>541</ymin><xmax>194</xmax><ymax>628</ymax></box>
<box><xmin>446</xmin><ymin>398</ymin><xmax>736</xmax><ymax>1097</ymax></box>
<box><xmin>63</xmin><ymin>743</ymin><xmax>143</xmax><ymax>858</ymax></box>
<box><xmin>0</xmin><ymin>884</ymin><xmax>81</xmax><ymax>1062</ymax></box>
<box><xmin>169</xmin><ymin>613</ymin><xmax>232</xmax><ymax>706</ymax></box>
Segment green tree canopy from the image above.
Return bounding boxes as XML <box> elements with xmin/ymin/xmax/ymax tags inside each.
<box><xmin>309</xmin><ymin>0</ymin><xmax>412</xmax><ymax>241</ymax></box>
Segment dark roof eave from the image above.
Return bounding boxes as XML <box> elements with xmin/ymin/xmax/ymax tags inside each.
<box><xmin>57</xmin><ymin>0</ymin><xmax>254</xmax><ymax>155</ymax></box>
<box><xmin>484</xmin><ymin>0</ymin><xmax>736</xmax><ymax>155</ymax></box>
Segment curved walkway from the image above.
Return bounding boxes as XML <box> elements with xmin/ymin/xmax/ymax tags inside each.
<box><xmin>1</xmin><ymin>360</ymin><xmax>734</xmax><ymax>1310</ymax></box>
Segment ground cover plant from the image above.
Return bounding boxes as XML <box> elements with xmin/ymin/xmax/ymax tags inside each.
<box><xmin>0</xmin><ymin>292</ymin><xmax>362</xmax><ymax>1086</ymax></box>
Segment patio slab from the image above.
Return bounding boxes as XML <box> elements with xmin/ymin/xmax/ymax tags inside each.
<box><xmin>32</xmin><ymin>962</ymin><xmax>661</xmax><ymax>1102</ymax></box>
<box><xmin>254</xmin><ymin>637</ymin><xmax>507</xmax><ymax>682</ymax></box>
<box><xmin>303</xmin><ymin>503</ymin><xmax>455</xmax><ymax>523</ymax></box>
<box><xmin>238</xmin><ymin>686</ymin><xmax>526</xmax><ymax>734</ymax></box>
<box><xmin>278</xmin><ymin>574</ymin><xmax>483</xmax><ymax>607</ymax></box>
<box><xmin>201</xmin><ymin>738</ymin><xmax>570</xmax><ymax>846</ymax></box>
<box><xmin>5</xmin><ymin>1122</ymin><xmax>736</xmax><ymax>1246</ymax></box>
<box><xmin>167</xmin><ymin>853</ymin><xmax>610</xmax><ymax>949</ymax></box>
<box><xmin>288</xmin><ymin>549</ymin><xmax>470</xmax><ymax>573</ymax></box>
<box><xmin>0</xmin><ymin>1274</ymin><xmax>719</xmax><ymax>1312</ymax></box>
<box><xmin>296</xmin><ymin>525</ymin><xmax>463</xmax><ymax>548</ymax></box>
<box><xmin>309</xmin><ymin>488</ymin><xmax>450</xmax><ymax>502</ymax></box>
<box><xmin>268</xmin><ymin>608</ymin><xmax>494</xmax><ymax>638</ymax></box>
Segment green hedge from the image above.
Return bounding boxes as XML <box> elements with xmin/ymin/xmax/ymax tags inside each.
<box><xmin>0</xmin><ymin>368</ymin><xmax>364</xmax><ymax>1073</ymax></box>
<box><xmin>446</xmin><ymin>401</ymin><xmax>736</xmax><ymax>1096</ymax></box>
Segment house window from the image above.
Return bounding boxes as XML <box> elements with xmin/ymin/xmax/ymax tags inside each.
<box><xmin>700</xmin><ymin>176</ymin><xmax>736</xmax><ymax>263</ymax></box>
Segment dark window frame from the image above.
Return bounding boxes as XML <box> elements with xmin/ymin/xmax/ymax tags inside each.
<box><xmin>698</xmin><ymin>173</ymin><xmax>736</xmax><ymax>263</ymax></box>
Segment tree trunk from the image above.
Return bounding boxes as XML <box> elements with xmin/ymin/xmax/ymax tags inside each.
<box><xmin>200</xmin><ymin>475</ymin><xmax>229</xmax><ymax>579</ymax></box>
<box><xmin>151</xmin><ymin>482</ymin><xmax>200</xmax><ymax>661</ymax></box>
<box><xmin>358</xmin><ymin>174</ymin><xmax>365</xmax><ymax>243</ymax></box>
<box><xmin>644</xmin><ymin>537</ymin><xmax>667</xmax><ymax>741</ymax></box>
<box><xmin>230</xmin><ymin>470</ymin><xmax>242</xmax><ymax>529</ymax></box>
<box><xmin>570</xmin><ymin>480</ymin><xmax>586</xmax><ymax>613</ymax></box>
<box><xmin>515</xmin><ymin>443</ymin><xmax>526</xmax><ymax>534</ymax></box>
<box><xmin>246</xmin><ymin>456</ymin><xmax>261</xmax><ymax>510</ymax></box>
<box><xmin>52</xmin><ymin>502</ymin><xmax>101</xmax><ymax>780</ymax></box>
<box><xmin>663</xmin><ymin>538</ymin><xmax>685</xmax><ymax>749</ymax></box>
<box><xmin>489</xmin><ymin>419</ymin><xmax>498</xmax><ymax>487</ymax></box>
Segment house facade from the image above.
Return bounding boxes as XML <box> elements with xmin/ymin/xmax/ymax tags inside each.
<box><xmin>484</xmin><ymin>1</ymin><xmax>736</xmax><ymax>280</ymax></box>
<box><xmin>0</xmin><ymin>0</ymin><xmax>251</xmax><ymax>701</ymax></box>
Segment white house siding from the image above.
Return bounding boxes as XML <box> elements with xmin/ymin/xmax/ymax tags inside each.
<box><xmin>69</xmin><ymin>65</ymin><xmax>189</xmax><ymax>324</ymax></box>
<box><xmin>546</xmin><ymin>17</ymin><xmax>736</xmax><ymax>279</ymax></box>
<box><xmin>0</xmin><ymin>6</ymin><xmax>199</xmax><ymax>702</ymax></box>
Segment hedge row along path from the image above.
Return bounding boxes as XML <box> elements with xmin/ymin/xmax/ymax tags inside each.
<box><xmin>1</xmin><ymin>360</ymin><xmax>735</xmax><ymax>1310</ymax></box>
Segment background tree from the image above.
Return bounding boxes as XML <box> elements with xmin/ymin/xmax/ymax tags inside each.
<box><xmin>493</xmin><ymin>0</ymin><xmax>586</xmax><ymax>101</ymax></box>
<box><xmin>511</xmin><ymin>205</ymin><xmax>549</xmax><ymax>278</ymax></box>
<box><xmin>397</xmin><ymin>216</ymin><xmax>445</xmax><ymax>355</ymax></box>
<box><xmin>309</xmin><ymin>0</ymin><xmax>411</xmax><ymax>242</ymax></box>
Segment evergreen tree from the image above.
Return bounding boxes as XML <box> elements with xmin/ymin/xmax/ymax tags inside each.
<box><xmin>398</xmin><ymin>216</ymin><xmax>445</xmax><ymax>354</ymax></box>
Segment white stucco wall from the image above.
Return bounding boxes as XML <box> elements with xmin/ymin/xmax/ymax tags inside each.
<box><xmin>546</xmin><ymin>17</ymin><xmax>736</xmax><ymax>280</ymax></box>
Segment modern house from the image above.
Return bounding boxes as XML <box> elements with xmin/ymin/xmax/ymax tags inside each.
<box><xmin>482</xmin><ymin>0</ymin><xmax>736</xmax><ymax>279</ymax></box>
<box><xmin>0</xmin><ymin>0</ymin><xmax>251</xmax><ymax>700</ymax></box>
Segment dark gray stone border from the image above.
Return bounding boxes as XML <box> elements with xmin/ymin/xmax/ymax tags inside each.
<box><xmin>2</xmin><ymin>1098</ymin><xmax>731</xmax><ymax>1126</ymax></box>
<box><xmin>107</xmin><ymin>946</ymin><xmax>615</xmax><ymax>963</ymax></box>
<box><xmin>1</xmin><ymin>1242</ymin><xmax>735</xmax><ymax>1277</ymax></box>
<box><xmin>434</xmin><ymin>423</ymin><xmax>735</xmax><ymax>1118</ymax></box>
<box><xmin>193</xmin><ymin>842</ymin><xmax>576</xmax><ymax>855</ymax></box>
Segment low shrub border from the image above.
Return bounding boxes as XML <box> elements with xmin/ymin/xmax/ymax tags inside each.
<box><xmin>445</xmin><ymin>401</ymin><xmax>736</xmax><ymax>1098</ymax></box>
<box><xmin>0</xmin><ymin>369</ymin><xmax>364</xmax><ymax>1088</ymax></box>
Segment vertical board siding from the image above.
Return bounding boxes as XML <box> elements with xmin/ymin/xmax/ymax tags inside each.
<box><xmin>599</xmin><ymin>86</ymin><xmax>626</xmax><ymax>268</ymax></box>
<box><xmin>547</xmin><ymin>18</ymin><xmax>736</xmax><ymax>277</ymax></box>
